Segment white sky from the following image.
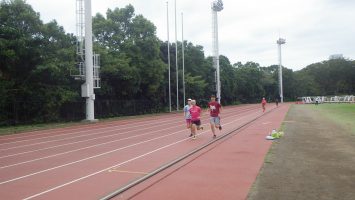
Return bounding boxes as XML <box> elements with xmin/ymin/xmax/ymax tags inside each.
<box><xmin>25</xmin><ymin>0</ymin><xmax>355</xmax><ymax>71</ymax></box>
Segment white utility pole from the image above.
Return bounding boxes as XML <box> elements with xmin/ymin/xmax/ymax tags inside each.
<box><xmin>84</xmin><ymin>0</ymin><xmax>95</xmax><ymax>121</ymax></box>
<box><xmin>277</xmin><ymin>38</ymin><xmax>285</xmax><ymax>103</ymax></box>
<box><xmin>175</xmin><ymin>0</ymin><xmax>179</xmax><ymax>110</ymax></box>
<box><xmin>166</xmin><ymin>2</ymin><xmax>172</xmax><ymax>112</ymax></box>
<box><xmin>181</xmin><ymin>12</ymin><xmax>185</xmax><ymax>106</ymax></box>
<box><xmin>211</xmin><ymin>0</ymin><xmax>223</xmax><ymax>104</ymax></box>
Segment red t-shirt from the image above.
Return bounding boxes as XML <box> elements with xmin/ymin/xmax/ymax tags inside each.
<box><xmin>189</xmin><ymin>105</ymin><xmax>201</xmax><ymax>121</ymax></box>
<box><xmin>208</xmin><ymin>101</ymin><xmax>221</xmax><ymax>117</ymax></box>
<box><xmin>261</xmin><ymin>99</ymin><xmax>267</xmax><ymax>105</ymax></box>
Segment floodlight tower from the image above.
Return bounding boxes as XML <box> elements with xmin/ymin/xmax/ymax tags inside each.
<box><xmin>212</xmin><ymin>0</ymin><xmax>223</xmax><ymax>103</ymax></box>
<box><xmin>75</xmin><ymin>0</ymin><xmax>99</xmax><ymax>121</ymax></box>
<box><xmin>277</xmin><ymin>38</ymin><xmax>286</xmax><ymax>103</ymax></box>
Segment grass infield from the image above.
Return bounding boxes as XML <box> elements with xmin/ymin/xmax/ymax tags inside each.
<box><xmin>310</xmin><ymin>103</ymin><xmax>355</xmax><ymax>135</ymax></box>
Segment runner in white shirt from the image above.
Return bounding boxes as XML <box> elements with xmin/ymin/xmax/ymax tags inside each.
<box><xmin>183</xmin><ymin>98</ymin><xmax>193</xmax><ymax>137</ymax></box>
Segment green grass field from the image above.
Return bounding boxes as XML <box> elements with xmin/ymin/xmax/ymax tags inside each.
<box><xmin>0</xmin><ymin>122</ymin><xmax>80</xmax><ymax>136</ymax></box>
<box><xmin>310</xmin><ymin>103</ymin><xmax>355</xmax><ymax>135</ymax></box>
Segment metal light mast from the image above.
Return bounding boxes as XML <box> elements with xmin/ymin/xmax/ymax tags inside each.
<box><xmin>84</xmin><ymin>0</ymin><xmax>95</xmax><ymax>120</ymax></box>
<box><xmin>181</xmin><ymin>12</ymin><xmax>185</xmax><ymax>106</ymax></box>
<box><xmin>166</xmin><ymin>2</ymin><xmax>172</xmax><ymax>112</ymax></box>
<box><xmin>211</xmin><ymin>0</ymin><xmax>223</xmax><ymax>104</ymax></box>
<box><xmin>75</xmin><ymin>0</ymin><xmax>99</xmax><ymax>121</ymax></box>
<box><xmin>277</xmin><ymin>38</ymin><xmax>285</xmax><ymax>103</ymax></box>
<box><xmin>175</xmin><ymin>0</ymin><xmax>179</xmax><ymax>111</ymax></box>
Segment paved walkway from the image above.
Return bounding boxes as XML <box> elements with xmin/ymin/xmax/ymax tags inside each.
<box><xmin>125</xmin><ymin>104</ymin><xmax>290</xmax><ymax>200</ymax></box>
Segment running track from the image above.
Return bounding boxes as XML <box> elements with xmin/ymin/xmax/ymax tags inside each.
<box><xmin>0</xmin><ymin>104</ymin><xmax>283</xmax><ymax>199</ymax></box>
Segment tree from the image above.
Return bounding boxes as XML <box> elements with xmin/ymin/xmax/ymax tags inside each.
<box><xmin>0</xmin><ymin>0</ymin><xmax>78</xmax><ymax>123</ymax></box>
<box><xmin>93</xmin><ymin>5</ymin><xmax>165</xmax><ymax>101</ymax></box>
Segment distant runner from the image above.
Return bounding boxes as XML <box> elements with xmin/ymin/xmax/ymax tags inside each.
<box><xmin>275</xmin><ymin>98</ymin><xmax>279</xmax><ymax>107</ymax></box>
<box><xmin>208</xmin><ymin>95</ymin><xmax>222</xmax><ymax>138</ymax></box>
<box><xmin>261</xmin><ymin>97</ymin><xmax>267</xmax><ymax>112</ymax></box>
<box><xmin>183</xmin><ymin>98</ymin><xmax>192</xmax><ymax>137</ymax></box>
<box><xmin>189</xmin><ymin>99</ymin><xmax>203</xmax><ymax>139</ymax></box>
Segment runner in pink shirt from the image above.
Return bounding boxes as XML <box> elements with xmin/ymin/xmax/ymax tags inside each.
<box><xmin>261</xmin><ymin>97</ymin><xmax>267</xmax><ymax>112</ymax></box>
<box><xmin>189</xmin><ymin>99</ymin><xmax>203</xmax><ymax>139</ymax></box>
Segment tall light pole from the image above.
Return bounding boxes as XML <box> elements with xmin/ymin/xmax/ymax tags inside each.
<box><xmin>166</xmin><ymin>2</ymin><xmax>171</xmax><ymax>112</ymax></box>
<box><xmin>277</xmin><ymin>38</ymin><xmax>286</xmax><ymax>103</ymax></box>
<box><xmin>211</xmin><ymin>0</ymin><xmax>223</xmax><ymax>104</ymax></box>
<box><xmin>181</xmin><ymin>12</ymin><xmax>185</xmax><ymax>106</ymax></box>
<box><xmin>174</xmin><ymin>0</ymin><xmax>179</xmax><ymax>110</ymax></box>
<box><xmin>84</xmin><ymin>0</ymin><xmax>95</xmax><ymax>121</ymax></box>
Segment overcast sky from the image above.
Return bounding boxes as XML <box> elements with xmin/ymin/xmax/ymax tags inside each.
<box><xmin>25</xmin><ymin>0</ymin><xmax>355</xmax><ymax>71</ymax></box>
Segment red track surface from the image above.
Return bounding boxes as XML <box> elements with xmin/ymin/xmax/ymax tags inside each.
<box><xmin>0</xmin><ymin>103</ymin><xmax>289</xmax><ymax>200</ymax></box>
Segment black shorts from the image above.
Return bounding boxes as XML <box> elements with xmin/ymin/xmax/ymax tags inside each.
<box><xmin>191</xmin><ymin>120</ymin><xmax>201</xmax><ymax>126</ymax></box>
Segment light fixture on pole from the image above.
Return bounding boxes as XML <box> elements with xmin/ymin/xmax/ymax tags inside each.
<box><xmin>211</xmin><ymin>0</ymin><xmax>223</xmax><ymax>104</ymax></box>
<box><xmin>166</xmin><ymin>2</ymin><xmax>172</xmax><ymax>112</ymax></box>
<box><xmin>277</xmin><ymin>37</ymin><xmax>286</xmax><ymax>103</ymax></box>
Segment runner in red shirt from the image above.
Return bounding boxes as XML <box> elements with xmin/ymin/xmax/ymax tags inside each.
<box><xmin>208</xmin><ymin>95</ymin><xmax>222</xmax><ymax>138</ymax></box>
<box><xmin>261</xmin><ymin>97</ymin><xmax>267</xmax><ymax>112</ymax></box>
<box><xmin>189</xmin><ymin>99</ymin><xmax>203</xmax><ymax>139</ymax></box>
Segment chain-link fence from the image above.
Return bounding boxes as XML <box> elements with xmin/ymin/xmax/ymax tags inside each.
<box><xmin>0</xmin><ymin>99</ymin><xmax>167</xmax><ymax>126</ymax></box>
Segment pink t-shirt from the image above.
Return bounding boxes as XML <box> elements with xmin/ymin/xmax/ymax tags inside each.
<box><xmin>189</xmin><ymin>105</ymin><xmax>201</xmax><ymax>121</ymax></box>
<box><xmin>261</xmin><ymin>99</ymin><xmax>267</xmax><ymax>105</ymax></box>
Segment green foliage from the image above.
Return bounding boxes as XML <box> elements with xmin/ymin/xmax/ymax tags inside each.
<box><xmin>0</xmin><ymin>0</ymin><xmax>79</xmax><ymax>124</ymax></box>
<box><xmin>93</xmin><ymin>5</ymin><xmax>165</xmax><ymax>100</ymax></box>
<box><xmin>234</xmin><ymin>62</ymin><xmax>265</xmax><ymax>103</ymax></box>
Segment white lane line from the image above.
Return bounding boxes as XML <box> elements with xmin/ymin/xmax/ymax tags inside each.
<box><xmin>0</xmin><ymin>113</ymin><xmax>182</xmax><ymax>142</ymax></box>
<box><xmin>22</xmin><ymin>135</ymin><xmax>192</xmax><ymax>200</ymax></box>
<box><xmin>0</xmin><ymin>120</ymin><xmax>182</xmax><ymax>159</ymax></box>
<box><xmin>0</xmin><ymin>114</ymin><xmax>181</xmax><ymax>146</ymax></box>
<box><xmin>0</xmin><ymin>106</ymin><xmax>247</xmax><ymax>145</ymax></box>
<box><xmin>0</xmin><ymin>109</ymin><xmax>249</xmax><ymax>167</ymax></box>
<box><xmin>0</xmin><ymin>109</ymin><xmax>258</xmax><ymax>185</ymax></box>
<box><xmin>0</xmin><ymin>129</ymin><xmax>184</xmax><ymax>185</ymax></box>
<box><xmin>0</xmin><ymin>117</ymin><xmax>180</xmax><ymax>151</ymax></box>
<box><xmin>22</xmin><ymin>111</ymin><xmax>260</xmax><ymax>200</ymax></box>
<box><xmin>0</xmin><ymin>106</ymin><xmax>250</xmax><ymax>153</ymax></box>
<box><xmin>0</xmin><ymin>106</ymin><xmax>258</xmax><ymax>163</ymax></box>
<box><xmin>0</xmin><ymin>123</ymin><xmax>184</xmax><ymax>169</ymax></box>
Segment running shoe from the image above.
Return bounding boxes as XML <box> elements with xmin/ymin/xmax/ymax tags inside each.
<box><xmin>219</xmin><ymin>125</ymin><xmax>222</xmax><ymax>130</ymax></box>
<box><xmin>213</xmin><ymin>134</ymin><xmax>217</xmax><ymax>138</ymax></box>
<box><xmin>192</xmin><ymin>135</ymin><xmax>197</xmax><ymax>140</ymax></box>
<box><xmin>189</xmin><ymin>133</ymin><xmax>193</xmax><ymax>137</ymax></box>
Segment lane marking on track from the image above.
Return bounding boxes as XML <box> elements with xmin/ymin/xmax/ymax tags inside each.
<box><xmin>0</xmin><ymin>114</ymin><xmax>185</xmax><ymax>147</ymax></box>
<box><xmin>0</xmin><ymin>109</ymin><xmax>258</xmax><ymax>170</ymax></box>
<box><xmin>0</xmin><ymin>105</ymin><xmax>255</xmax><ymax>146</ymax></box>
<box><xmin>2</xmin><ymin>108</ymin><xmax>252</xmax><ymax>167</ymax></box>
<box><xmin>0</xmin><ymin>117</ymin><xmax>184</xmax><ymax>151</ymax></box>
<box><xmin>0</xmin><ymin>106</ymin><xmax>250</xmax><ymax>151</ymax></box>
<box><xmin>0</xmin><ymin>106</ymin><xmax>258</xmax><ymax>159</ymax></box>
<box><xmin>0</xmin><ymin>120</ymin><xmax>184</xmax><ymax>159</ymax></box>
<box><xmin>0</xmin><ymin>130</ymin><xmax>184</xmax><ymax>185</ymax></box>
<box><xmin>20</xmin><ymin>111</ymin><xmax>260</xmax><ymax>200</ymax></box>
<box><xmin>0</xmin><ymin>111</ymin><xmax>192</xmax><ymax>142</ymax></box>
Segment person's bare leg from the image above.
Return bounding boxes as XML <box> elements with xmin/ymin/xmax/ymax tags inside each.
<box><xmin>191</xmin><ymin>124</ymin><xmax>196</xmax><ymax>139</ymax></box>
<box><xmin>210</xmin><ymin>123</ymin><xmax>216</xmax><ymax>137</ymax></box>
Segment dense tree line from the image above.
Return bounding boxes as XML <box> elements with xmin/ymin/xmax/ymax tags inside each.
<box><xmin>1</xmin><ymin>0</ymin><xmax>354</xmax><ymax>125</ymax></box>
